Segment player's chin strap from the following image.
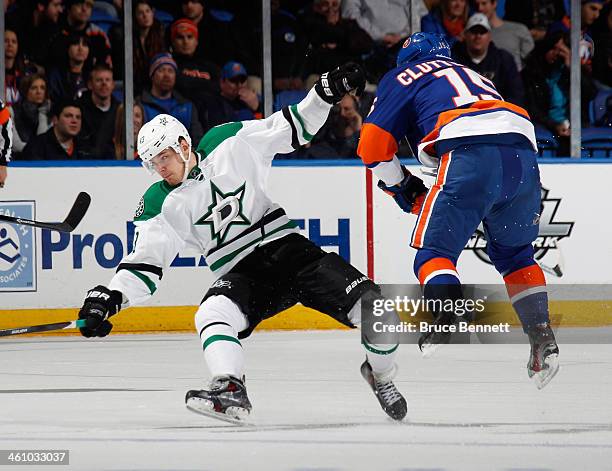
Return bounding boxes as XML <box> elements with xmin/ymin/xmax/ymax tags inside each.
<box><xmin>180</xmin><ymin>144</ymin><xmax>193</xmax><ymax>183</ymax></box>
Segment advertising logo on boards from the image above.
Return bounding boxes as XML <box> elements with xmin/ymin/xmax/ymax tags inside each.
<box><xmin>0</xmin><ymin>201</ymin><xmax>37</xmax><ymax>291</ymax></box>
<box><xmin>465</xmin><ymin>188</ymin><xmax>574</xmax><ymax>276</ymax></box>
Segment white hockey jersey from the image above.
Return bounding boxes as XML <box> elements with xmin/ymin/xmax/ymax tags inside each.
<box><xmin>108</xmin><ymin>88</ymin><xmax>332</xmax><ymax>307</ymax></box>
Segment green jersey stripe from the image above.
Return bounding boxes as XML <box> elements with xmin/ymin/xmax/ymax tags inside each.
<box><xmin>289</xmin><ymin>104</ymin><xmax>314</xmax><ymax>142</ymax></box>
<box><xmin>128</xmin><ymin>269</ymin><xmax>158</xmax><ymax>295</ymax></box>
<box><xmin>362</xmin><ymin>342</ymin><xmax>398</xmax><ymax>356</ymax></box>
<box><xmin>203</xmin><ymin>334</ymin><xmax>242</xmax><ymax>350</ymax></box>
<box><xmin>209</xmin><ymin>221</ymin><xmax>298</xmax><ymax>272</ymax></box>
<box><xmin>197</xmin><ymin>121</ymin><xmax>244</xmax><ymax>157</ymax></box>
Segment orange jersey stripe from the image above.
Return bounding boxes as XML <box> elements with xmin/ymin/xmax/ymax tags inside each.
<box><xmin>412</xmin><ymin>152</ymin><xmax>451</xmax><ymax>248</ymax></box>
<box><xmin>418</xmin><ymin>257</ymin><xmax>457</xmax><ymax>285</ymax></box>
<box><xmin>357</xmin><ymin>123</ymin><xmax>399</xmax><ymax>165</ymax></box>
<box><xmin>0</xmin><ymin>107</ymin><xmax>9</xmax><ymax>125</ymax></box>
<box><xmin>421</xmin><ymin>100</ymin><xmax>531</xmax><ymax>147</ymax></box>
<box><xmin>503</xmin><ymin>264</ymin><xmax>546</xmax><ymax>298</ymax></box>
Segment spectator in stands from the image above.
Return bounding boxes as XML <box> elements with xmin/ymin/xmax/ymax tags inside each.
<box><xmin>410</xmin><ymin>0</ymin><xmax>440</xmax><ymax>26</ymax></box>
<box><xmin>421</xmin><ymin>0</ymin><xmax>468</xmax><ymax>46</ymax></box>
<box><xmin>341</xmin><ymin>0</ymin><xmax>411</xmax><ymax>46</ymax></box>
<box><xmin>170</xmin><ymin>18</ymin><xmax>220</xmax><ymax>102</ymax></box>
<box><xmin>591</xmin><ymin>1</ymin><xmax>611</xmax><ymax>40</ymax></box>
<box><xmin>200</xmin><ymin>61</ymin><xmax>261</xmax><ymax>130</ymax></box>
<box><xmin>5</xmin><ymin>29</ymin><xmax>42</xmax><ymax>107</ymax></box>
<box><xmin>548</xmin><ymin>0</ymin><xmax>603</xmax><ymax>66</ymax></box>
<box><xmin>50</xmin><ymin>0</ymin><xmax>112</xmax><ymax>70</ymax></box>
<box><xmin>312</xmin><ymin>94</ymin><xmax>363</xmax><ymax>158</ymax></box>
<box><xmin>11</xmin><ymin>74</ymin><xmax>52</xmax><ymax>156</ymax></box>
<box><xmin>134</xmin><ymin>0</ymin><xmax>167</xmax><ymax>96</ymax></box>
<box><xmin>591</xmin><ymin>4</ymin><xmax>611</xmax><ymax>90</ymax></box>
<box><xmin>522</xmin><ymin>32</ymin><xmax>597</xmax><ymax>154</ymax></box>
<box><xmin>48</xmin><ymin>34</ymin><xmax>92</xmax><ymax>104</ymax></box>
<box><xmin>452</xmin><ymin>14</ymin><xmax>525</xmax><ymax>105</ymax></box>
<box><xmin>4</xmin><ymin>0</ymin><xmax>31</xmax><ymax>33</ymax></box>
<box><xmin>180</xmin><ymin>0</ymin><xmax>258</xmax><ymax>74</ymax></box>
<box><xmin>23</xmin><ymin>0</ymin><xmax>64</xmax><ymax>66</ymax></box>
<box><xmin>4</xmin><ymin>29</ymin><xmax>22</xmax><ymax>106</ymax></box>
<box><xmin>271</xmin><ymin>0</ymin><xmax>308</xmax><ymax>92</ymax></box>
<box><xmin>581</xmin><ymin>0</ymin><xmax>605</xmax><ymax>33</ymax></box>
<box><xmin>474</xmin><ymin>0</ymin><xmax>534</xmax><ymax>70</ymax></box>
<box><xmin>77</xmin><ymin>63</ymin><xmax>120</xmax><ymax>159</ymax></box>
<box><xmin>504</xmin><ymin>0</ymin><xmax>565</xmax><ymax>41</ymax></box>
<box><xmin>113</xmin><ymin>101</ymin><xmax>145</xmax><ymax>159</ymax></box>
<box><xmin>301</xmin><ymin>0</ymin><xmax>373</xmax><ymax>79</ymax></box>
<box><xmin>22</xmin><ymin>100</ymin><xmax>83</xmax><ymax>160</ymax></box>
<box><xmin>140</xmin><ymin>53</ymin><xmax>203</xmax><ymax>143</ymax></box>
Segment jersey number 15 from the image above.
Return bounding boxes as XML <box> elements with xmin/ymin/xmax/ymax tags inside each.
<box><xmin>434</xmin><ymin>67</ymin><xmax>503</xmax><ymax>107</ymax></box>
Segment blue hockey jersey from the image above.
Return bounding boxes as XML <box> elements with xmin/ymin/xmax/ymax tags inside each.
<box><xmin>358</xmin><ymin>58</ymin><xmax>537</xmax><ymax>168</ymax></box>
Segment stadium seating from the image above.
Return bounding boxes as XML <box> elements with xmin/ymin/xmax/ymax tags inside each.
<box><xmin>273</xmin><ymin>90</ymin><xmax>308</xmax><ymax>113</ymax></box>
<box><xmin>91</xmin><ymin>3</ymin><xmax>119</xmax><ymax>34</ymax></box>
<box><xmin>581</xmin><ymin>127</ymin><xmax>612</xmax><ymax>158</ymax></box>
<box><xmin>534</xmin><ymin>126</ymin><xmax>559</xmax><ymax>157</ymax></box>
<box><xmin>589</xmin><ymin>90</ymin><xmax>612</xmax><ymax>126</ymax></box>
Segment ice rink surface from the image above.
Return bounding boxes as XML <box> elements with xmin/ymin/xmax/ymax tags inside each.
<box><xmin>1</xmin><ymin>330</ymin><xmax>611</xmax><ymax>471</ymax></box>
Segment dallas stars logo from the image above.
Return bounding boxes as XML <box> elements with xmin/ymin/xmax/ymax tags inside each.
<box><xmin>195</xmin><ymin>182</ymin><xmax>250</xmax><ymax>244</ymax></box>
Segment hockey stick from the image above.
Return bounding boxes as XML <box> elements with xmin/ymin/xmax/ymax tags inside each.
<box><xmin>0</xmin><ymin>319</ymin><xmax>87</xmax><ymax>337</ymax></box>
<box><xmin>0</xmin><ymin>192</ymin><xmax>91</xmax><ymax>232</ymax></box>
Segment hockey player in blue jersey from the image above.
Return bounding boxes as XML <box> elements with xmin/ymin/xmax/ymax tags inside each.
<box><xmin>357</xmin><ymin>32</ymin><xmax>559</xmax><ymax>389</ymax></box>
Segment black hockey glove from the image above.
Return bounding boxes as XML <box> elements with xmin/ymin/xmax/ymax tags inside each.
<box><xmin>378</xmin><ymin>167</ymin><xmax>428</xmax><ymax>214</ymax></box>
<box><xmin>78</xmin><ymin>285</ymin><xmax>123</xmax><ymax>338</ymax></box>
<box><xmin>314</xmin><ymin>62</ymin><xmax>366</xmax><ymax>104</ymax></box>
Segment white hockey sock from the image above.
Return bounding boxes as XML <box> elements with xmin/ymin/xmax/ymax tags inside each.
<box><xmin>348</xmin><ymin>299</ymin><xmax>399</xmax><ymax>378</ymax></box>
<box><xmin>195</xmin><ymin>295</ymin><xmax>249</xmax><ymax>379</ymax></box>
<box><xmin>363</xmin><ymin>342</ymin><xmax>398</xmax><ymax>379</ymax></box>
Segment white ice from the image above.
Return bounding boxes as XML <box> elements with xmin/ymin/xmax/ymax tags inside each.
<box><xmin>1</xmin><ymin>330</ymin><xmax>611</xmax><ymax>471</ymax></box>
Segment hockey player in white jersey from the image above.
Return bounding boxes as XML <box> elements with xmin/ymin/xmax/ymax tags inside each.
<box><xmin>77</xmin><ymin>63</ymin><xmax>407</xmax><ymax>423</ymax></box>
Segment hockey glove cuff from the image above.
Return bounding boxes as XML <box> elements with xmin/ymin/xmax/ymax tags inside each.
<box><xmin>78</xmin><ymin>285</ymin><xmax>123</xmax><ymax>338</ymax></box>
<box><xmin>378</xmin><ymin>168</ymin><xmax>428</xmax><ymax>214</ymax></box>
<box><xmin>315</xmin><ymin>62</ymin><xmax>366</xmax><ymax>104</ymax></box>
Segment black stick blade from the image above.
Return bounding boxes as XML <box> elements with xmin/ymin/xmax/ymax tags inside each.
<box><xmin>0</xmin><ymin>192</ymin><xmax>91</xmax><ymax>232</ymax></box>
<box><xmin>61</xmin><ymin>192</ymin><xmax>91</xmax><ymax>231</ymax></box>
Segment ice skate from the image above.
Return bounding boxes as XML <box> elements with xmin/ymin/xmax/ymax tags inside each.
<box><xmin>527</xmin><ymin>323</ymin><xmax>560</xmax><ymax>389</ymax></box>
<box><xmin>185</xmin><ymin>376</ymin><xmax>252</xmax><ymax>425</ymax></box>
<box><xmin>360</xmin><ymin>360</ymin><xmax>407</xmax><ymax>421</ymax></box>
<box><xmin>418</xmin><ymin>311</ymin><xmax>470</xmax><ymax>358</ymax></box>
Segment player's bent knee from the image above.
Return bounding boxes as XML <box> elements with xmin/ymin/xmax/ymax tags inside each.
<box><xmin>347</xmin><ymin>286</ymin><xmax>385</xmax><ymax>327</ymax></box>
<box><xmin>414</xmin><ymin>250</ymin><xmax>460</xmax><ymax>286</ymax></box>
<box><xmin>413</xmin><ymin>249</ymin><xmax>459</xmax><ymax>283</ymax></box>
<box><xmin>195</xmin><ymin>295</ymin><xmax>249</xmax><ymax>338</ymax></box>
<box><xmin>350</xmin><ymin>288</ymin><xmax>401</xmax><ymax>346</ymax></box>
<box><xmin>487</xmin><ymin>242</ymin><xmax>536</xmax><ymax>275</ymax></box>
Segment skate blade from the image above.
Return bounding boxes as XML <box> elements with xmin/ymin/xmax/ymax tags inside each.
<box><xmin>532</xmin><ymin>353</ymin><xmax>560</xmax><ymax>390</ymax></box>
<box><xmin>420</xmin><ymin>341</ymin><xmax>441</xmax><ymax>358</ymax></box>
<box><xmin>186</xmin><ymin>398</ymin><xmax>252</xmax><ymax>426</ymax></box>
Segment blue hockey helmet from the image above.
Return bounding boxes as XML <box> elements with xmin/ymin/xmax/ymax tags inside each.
<box><xmin>396</xmin><ymin>32</ymin><xmax>452</xmax><ymax>67</ymax></box>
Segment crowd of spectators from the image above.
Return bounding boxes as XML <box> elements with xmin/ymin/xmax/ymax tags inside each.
<box><xmin>2</xmin><ymin>0</ymin><xmax>611</xmax><ymax>161</ymax></box>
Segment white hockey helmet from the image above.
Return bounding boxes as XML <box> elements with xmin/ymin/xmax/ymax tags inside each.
<box><xmin>137</xmin><ymin>114</ymin><xmax>192</xmax><ymax>179</ymax></box>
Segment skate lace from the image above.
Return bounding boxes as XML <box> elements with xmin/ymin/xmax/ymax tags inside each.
<box><xmin>376</xmin><ymin>380</ymin><xmax>402</xmax><ymax>405</ymax></box>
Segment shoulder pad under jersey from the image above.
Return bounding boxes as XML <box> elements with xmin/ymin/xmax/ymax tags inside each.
<box><xmin>133</xmin><ymin>180</ymin><xmax>178</xmax><ymax>222</ymax></box>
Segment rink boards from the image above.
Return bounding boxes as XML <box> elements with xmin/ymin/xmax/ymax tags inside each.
<box><xmin>1</xmin><ymin>160</ymin><xmax>611</xmax><ymax>332</ymax></box>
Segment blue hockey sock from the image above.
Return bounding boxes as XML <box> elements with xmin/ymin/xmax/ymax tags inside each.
<box><xmin>504</xmin><ymin>264</ymin><xmax>550</xmax><ymax>332</ymax></box>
